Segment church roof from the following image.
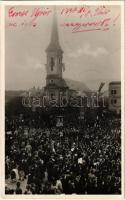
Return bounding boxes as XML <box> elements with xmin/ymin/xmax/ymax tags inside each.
<box><xmin>65</xmin><ymin>79</ymin><xmax>91</xmax><ymax>94</ymax></box>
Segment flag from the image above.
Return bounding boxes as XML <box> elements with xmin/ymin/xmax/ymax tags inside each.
<box><xmin>98</xmin><ymin>82</ymin><xmax>105</xmax><ymax>93</ymax></box>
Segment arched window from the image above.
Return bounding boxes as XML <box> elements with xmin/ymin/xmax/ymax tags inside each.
<box><xmin>50</xmin><ymin>57</ymin><xmax>54</xmax><ymax>71</ymax></box>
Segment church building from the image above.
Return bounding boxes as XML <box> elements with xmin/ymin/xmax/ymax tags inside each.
<box><xmin>22</xmin><ymin>8</ymin><xmax>91</xmax><ymax>108</ymax></box>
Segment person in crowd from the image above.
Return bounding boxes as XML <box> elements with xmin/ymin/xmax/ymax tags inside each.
<box><xmin>5</xmin><ymin>112</ymin><xmax>121</xmax><ymax>194</ymax></box>
<box><xmin>15</xmin><ymin>182</ymin><xmax>22</xmax><ymax>194</ymax></box>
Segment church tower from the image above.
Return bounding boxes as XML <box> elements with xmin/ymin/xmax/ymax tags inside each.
<box><xmin>46</xmin><ymin>8</ymin><xmax>63</xmax><ymax>82</ymax></box>
<box><xmin>44</xmin><ymin>8</ymin><xmax>69</xmax><ymax>102</ymax></box>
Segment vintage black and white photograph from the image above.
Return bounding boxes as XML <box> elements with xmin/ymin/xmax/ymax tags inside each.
<box><xmin>4</xmin><ymin>2</ymin><xmax>124</xmax><ymax>196</ymax></box>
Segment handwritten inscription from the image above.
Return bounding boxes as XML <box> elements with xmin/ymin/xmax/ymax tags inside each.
<box><xmin>6</xmin><ymin>6</ymin><xmax>120</xmax><ymax>32</ymax></box>
<box><xmin>61</xmin><ymin>6</ymin><xmax>110</xmax><ymax>18</ymax></box>
<box><xmin>9</xmin><ymin>7</ymin><xmax>29</xmax><ymax>17</ymax></box>
<box><xmin>8</xmin><ymin>7</ymin><xmax>52</xmax><ymax>18</ymax></box>
<box><xmin>61</xmin><ymin>18</ymin><xmax>111</xmax><ymax>33</ymax></box>
<box><xmin>7</xmin><ymin>7</ymin><xmax>52</xmax><ymax>27</ymax></box>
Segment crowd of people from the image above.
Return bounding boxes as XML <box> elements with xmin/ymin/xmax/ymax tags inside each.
<box><xmin>5</xmin><ymin>113</ymin><xmax>121</xmax><ymax>194</ymax></box>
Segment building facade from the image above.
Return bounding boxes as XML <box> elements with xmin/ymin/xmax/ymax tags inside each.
<box><xmin>108</xmin><ymin>81</ymin><xmax>121</xmax><ymax>114</ymax></box>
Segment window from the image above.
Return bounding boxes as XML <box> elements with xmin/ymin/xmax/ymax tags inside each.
<box><xmin>50</xmin><ymin>92</ymin><xmax>55</xmax><ymax>99</ymax></box>
<box><xmin>114</xmin><ymin>99</ymin><xmax>117</xmax><ymax>104</ymax></box>
<box><xmin>50</xmin><ymin>79</ymin><xmax>54</xmax><ymax>84</ymax></box>
<box><xmin>50</xmin><ymin>57</ymin><xmax>54</xmax><ymax>71</ymax></box>
<box><xmin>111</xmin><ymin>99</ymin><xmax>117</xmax><ymax>104</ymax></box>
<box><xmin>62</xmin><ymin>91</ymin><xmax>66</xmax><ymax>96</ymax></box>
<box><xmin>111</xmin><ymin>89</ymin><xmax>117</xmax><ymax>95</ymax></box>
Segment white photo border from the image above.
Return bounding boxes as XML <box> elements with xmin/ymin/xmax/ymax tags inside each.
<box><xmin>0</xmin><ymin>1</ymin><xmax>124</xmax><ymax>199</ymax></box>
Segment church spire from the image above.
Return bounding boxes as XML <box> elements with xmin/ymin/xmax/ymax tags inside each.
<box><xmin>46</xmin><ymin>7</ymin><xmax>63</xmax><ymax>53</ymax></box>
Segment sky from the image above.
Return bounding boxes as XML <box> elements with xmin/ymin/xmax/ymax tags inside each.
<box><xmin>5</xmin><ymin>5</ymin><xmax>121</xmax><ymax>91</ymax></box>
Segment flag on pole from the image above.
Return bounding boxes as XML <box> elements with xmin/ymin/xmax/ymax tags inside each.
<box><xmin>98</xmin><ymin>82</ymin><xmax>105</xmax><ymax>93</ymax></box>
